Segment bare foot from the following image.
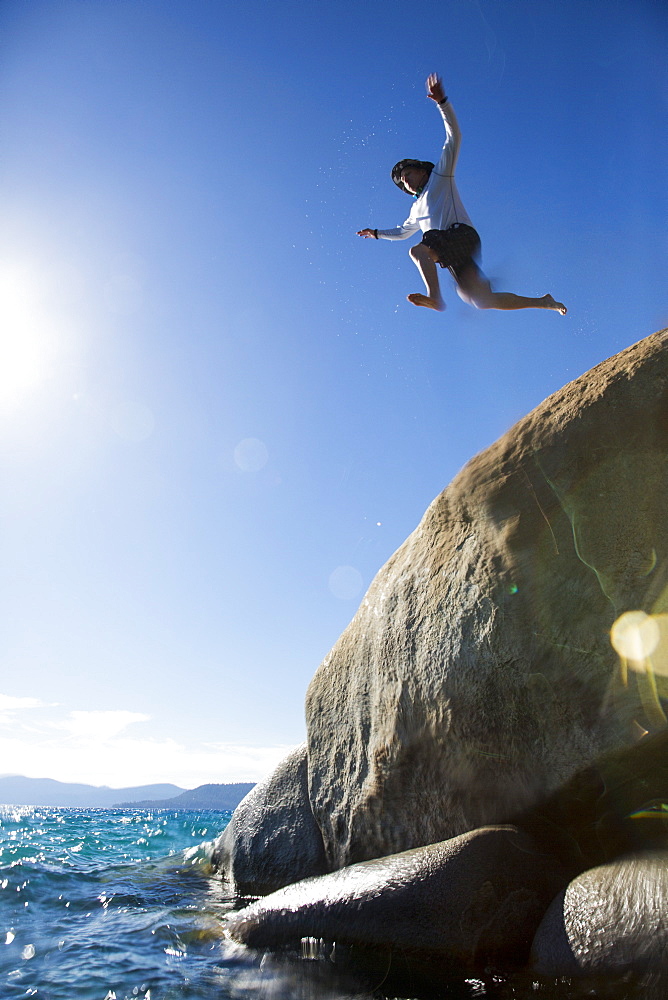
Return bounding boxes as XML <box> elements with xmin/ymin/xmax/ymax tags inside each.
<box><xmin>407</xmin><ymin>293</ymin><xmax>446</xmax><ymax>312</ymax></box>
<box><xmin>542</xmin><ymin>294</ymin><xmax>567</xmax><ymax>315</ymax></box>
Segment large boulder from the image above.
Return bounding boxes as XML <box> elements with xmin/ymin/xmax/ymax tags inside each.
<box><xmin>306</xmin><ymin>329</ymin><xmax>668</xmax><ymax>869</ymax></box>
<box><xmin>212</xmin><ymin>744</ymin><xmax>328</xmax><ymax>895</ymax></box>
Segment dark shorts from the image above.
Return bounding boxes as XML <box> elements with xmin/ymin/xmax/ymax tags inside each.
<box><xmin>421</xmin><ymin>224</ymin><xmax>482</xmax><ymax>278</ymax></box>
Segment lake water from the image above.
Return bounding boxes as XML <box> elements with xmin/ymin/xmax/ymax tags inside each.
<box><xmin>0</xmin><ymin>805</ymin><xmax>660</xmax><ymax>1000</ymax></box>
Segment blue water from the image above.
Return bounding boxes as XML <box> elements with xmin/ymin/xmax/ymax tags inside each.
<box><xmin>0</xmin><ymin>806</ymin><xmax>657</xmax><ymax>1000</ymax></box>
<box><xmin>2</xmin><ymin>806</ymin><xmax>396</xmax><ymax>1000</ymax></box>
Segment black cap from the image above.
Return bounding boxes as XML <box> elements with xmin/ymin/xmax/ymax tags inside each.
<box><xmin>391</xmin><ymin>159</ymin><xmax>435</xmax><ymax>194</ymax></box>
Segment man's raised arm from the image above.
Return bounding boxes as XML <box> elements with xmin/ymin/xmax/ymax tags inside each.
<box><xmin>427</xmin><ymin>72</ymin><xmax>462</xmax><ymax>172</ymax></box>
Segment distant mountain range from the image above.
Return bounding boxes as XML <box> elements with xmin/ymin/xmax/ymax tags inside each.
<box><xmin>115</xmin><ymin>782</ymin><xmax>255</xmax><ymax>810</ymax></box>
<box><xmin>0</xmin><ymin>775</ymin><xmax>254</xmax><ymax>810</ymax></box>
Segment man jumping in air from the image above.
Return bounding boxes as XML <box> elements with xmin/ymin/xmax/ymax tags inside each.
<box><xmin>358</xmin><ymin>73</ymin><xmax>567</xmax><ymax>316</ymax></box>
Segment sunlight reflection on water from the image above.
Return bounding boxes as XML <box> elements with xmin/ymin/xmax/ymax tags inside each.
<box><xmin>0</xmin><ymin>807</ymin><xmax>660</xmax><ymax>999</ymax></box>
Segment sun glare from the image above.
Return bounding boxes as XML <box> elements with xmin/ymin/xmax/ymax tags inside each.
<box><xmin>0</xmin><ymin>263</ymin><xmax>54</xmax><ymax>405</ymax></box>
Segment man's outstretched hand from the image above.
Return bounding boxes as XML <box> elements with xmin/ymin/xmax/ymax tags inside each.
<box><xmin>357</xmin><ymin>229</ymin><xmax>376</xmax><ymax>238</ymax></box>
<box><xmin>426</xmin><ymin>73</ymin><xmax>446</xmax><ymax>104</ymax></box>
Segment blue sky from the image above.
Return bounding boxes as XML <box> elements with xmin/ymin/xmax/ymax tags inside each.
<box><xmin>0</xmin><ymin>0</ymin><xmax>666</xmax><ymax>788</ymax></box>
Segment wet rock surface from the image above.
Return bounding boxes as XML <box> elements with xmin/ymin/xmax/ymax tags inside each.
<box><xmin>531</xmin><ymin>851</ymin><xmax>668</xmax><ymax>976</ymax></box>
<box><xmin>225</xmin><ymin>825</ymin><xmax>568</xmax><ymax>967</ymax></box>
<box><xmin>212</xmin><ymin>743</ymin><xmax>328</xmax><ymax>895</ymax></box>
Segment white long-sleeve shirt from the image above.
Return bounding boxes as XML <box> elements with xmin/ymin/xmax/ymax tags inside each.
<box><xmin>376</xmin><ymin>100</ymin><xmax>473</xmax><ymax>240</ymax></box>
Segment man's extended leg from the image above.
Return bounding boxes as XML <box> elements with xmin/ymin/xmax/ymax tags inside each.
<box><xmin>456</xmin><ymin>264</ymin><xmax>567</xmax><ymax>314</ymax></box>
<box><xmin>407</xmin><ymin>243</ymin><xmax>446</xmax><ymax>311</ymax></box>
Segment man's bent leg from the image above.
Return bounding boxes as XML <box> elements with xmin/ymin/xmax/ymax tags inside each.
<box><xmin>408</xmin><ymin>243</ymin><xmax>446</xmax><ymax>311</ymax></box>
<box><xmin>456</xmin><ymin>265</ymin><xmax>567</xmax><ymax>314</ymax></box>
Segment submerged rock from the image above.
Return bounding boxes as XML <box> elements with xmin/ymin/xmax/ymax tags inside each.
<box><xmin>212</xmin><ymin>744</ymin><xmax>327</xmax><ymax>895</ymax></box>
<box><xmin>307</xmin><ymin>329</ymin><xmax>668</xmax><ymax>869</ymax></box>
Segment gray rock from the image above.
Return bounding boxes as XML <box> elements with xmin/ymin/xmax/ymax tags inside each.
<box><xmin>531</xmin><ymin>851</ymin><xmax>668</xmax><ymax>976</ymax></box>
<box><xmin>225</xmin><ymin>825</ymin><xmax>568</xmax><ymax>969</ymax></box>
<box><xmin>306</xmin><ymin>329</ymin><xmax>668</xmax><ymax>869</ymax></box>
<box><xmin>212</xmin><ymin>744</ymin><xmax>328</xmax><ymax>895</ymax></box>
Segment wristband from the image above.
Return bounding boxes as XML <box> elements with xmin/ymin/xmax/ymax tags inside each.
<box><xmin>374</xmin><ymin>229</ymin><xmax>378</xmax><ymax>239</ymax></box>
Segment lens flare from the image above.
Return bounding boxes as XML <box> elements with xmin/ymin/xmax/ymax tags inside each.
<box><xmin>328</xmin><ymin>565</ymin><xmax>363</xmax><ymax>601</ymax></box>
<box><xmin>647</xmin><ymin>614</ymin><xmax>668</xmax><ymax>678</ymax></box>
<box><xmin>610</xmin><ymin>611</ymin><xmax>660</xmax><ymax>662</ymax></box>
<box><xmin>234</xmin><ymin>438</ymin><xmax>269</xmax><ymax>472</ymax></box>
